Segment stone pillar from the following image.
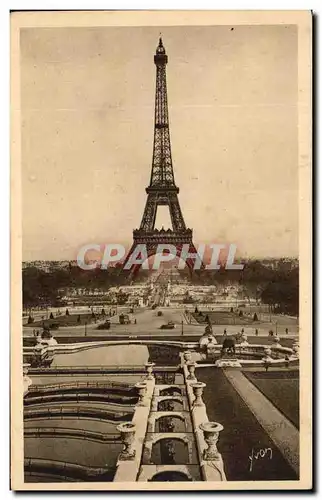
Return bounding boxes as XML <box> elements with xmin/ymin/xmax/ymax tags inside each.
<box><xmin>191</xmin><ymin>382</ymin><xmax>206</xmax><ymax>407</ymax></box>
<box><xmin>117</xmin><ymin>422</ymin><xmax>136</xmax><ymax>460</ymax></box>
<box><xmin>199</xmin><ymin>422</ymin><xmax>224</xmax><ymax>460</ymax></box>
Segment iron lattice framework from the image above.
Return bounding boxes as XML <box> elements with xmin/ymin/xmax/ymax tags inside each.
<box><xmin>124</xmin><ymin>38</ymin><xmax>201</xmax><ymax>273</ymax></box>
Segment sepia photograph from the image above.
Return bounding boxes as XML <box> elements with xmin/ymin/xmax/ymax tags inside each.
<box><xmin>10</xmin><ymin>10</ymin><xmax>312</xmax><ymax>491</ymax></box>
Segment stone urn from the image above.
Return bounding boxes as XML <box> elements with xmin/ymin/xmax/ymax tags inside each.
<box><xmin>199</xmin><ymin>421</ymin><xmax>224</xmax><ymax>460</ymax></box>
<box><xmin>191</xmin><ymin>381</ymin><xmax>206</xmax><ymax>407</ymax></box>
<box><xmin>135</xmin><ymin>381</ymin><xmax>147</xmax><ymax>406</ymax></box>
<box><xmin>145</xmin><ymin>362</ymin><xmax>155</xmax><ymax>380</ymax></box>
<box><xmin>117</xmin><ymin>422</ymin><xmax>136</xmax><ymax>460</ymax></box>
<box><xmin>263</xmin><ymin>346</ymin><xmax>272</xmax><ymax>357</ymax></box>
<box><xmin>186</xmin><ymin>361</ymin><xmax>197</xmax><ymax>381</ymax></box>
<box><xmin>292</xmin><ymin>344</ymin><xmax>299</xmax><ymax>357</ymax></box>
<box><xmin>207</xmin><ymin>335</ymin><xmax>217</xmax><ymax>346</ymax></box>
<box><xmin>45</xmin><ymin>336</ymin><xmax>58</xmax><ymax>346</ymax></box>
<box><xmin>183</xmin><ymin>350</ymin><xmax>192</xmax><ymax>362</ymax></box>
<box><xmin>205</xmin><ymin>324</ymin><xmax>213</xmax><ymax>336</ymax></box>
<box><xmin>272</xmin><ymin>335</ymin><xmax>281</xmax><ymax>346</ymax></box>
<box><xmin>23</xmin><ymin>363</ymin><xmax>31</xmax><ymax>377</ymax></box>
<box><xmin>199</xmin><ymin>335</ymin><xmax>209</xmax><ymax>349</ymax></box>
<box><xmin>23</xmin><ymin>363</ymin><xmax>32</xmax><ymax>395</ymax></box>
<box><xmin>206</xmin><ymin>336</ymin><xmax>217</xmax><ymax>360</ymax></box>
<box><xmin>262</xmin><ymin>355</ymin><xmax>272</xmax><ymax>371</ymax></box>
<box><xmin>240</xmin><ymin>332</ymin><xmax>248</xmax><ymax>345</ymax></box>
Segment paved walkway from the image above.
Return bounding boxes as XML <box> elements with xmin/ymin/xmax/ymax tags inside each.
<box><xmin>224</xmin><ymin>369</ymin><xmax>299</xmax><ymax>476</ymax></box>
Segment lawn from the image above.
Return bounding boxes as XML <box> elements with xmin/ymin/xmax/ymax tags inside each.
<box><xmin>243</xmin><ymin>370</ymin><xmax>299</xmax><ymax>429</ymax></box>
<box><xmin>197</xmin><ymin>367</ymin><xmax>298</xmax><ymax>481</ymax></box>
<box><xmin>192</xmin><ymin>311</ymin><xmax>254</xmax><ymax>326</ymax></box>
<box><xmin>28</xmin><ymin>313</ymin><xmax>96</xmax><ymax>328</ymax></box>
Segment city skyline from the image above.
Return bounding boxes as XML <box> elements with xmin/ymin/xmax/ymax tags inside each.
<box><xmin>21</xmin><ymin>25</ymin><xmax>298</xmax><ymax>261</ymax></box>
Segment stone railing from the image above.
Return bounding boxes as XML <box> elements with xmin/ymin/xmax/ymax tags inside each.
<box><xmin>29</xmin><ymin>380</ymin><xmax>134</xmax><ymax>392</ymax></box>
<box><xmin>24</xmin><ymin>426</ymin><xmax>120</xmax><ymax>442</ymax></box>
<box><xmin>24</xmin><ymin>405</ymin><xmax>133</xmax><ymax>422</ymax></box>
<box><xmin>24</xmin><ymin>457</ymin><xmax>113</xmax><ymax>481</ymax></box>
<box><xmin>181</xmin><ymin>352</ymin><xmax>227</xmax><ymax>482</ymax></box>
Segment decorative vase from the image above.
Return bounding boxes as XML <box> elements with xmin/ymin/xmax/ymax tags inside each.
<box><xmin>117</xmin><ymin>422</ymin><xmax>136</xmax><ymax>460</ymax></box>
<box><xmin>135</xmin><ymin>381</ymin><xmax>147</xmax><ymax>406</ymax></box>
<box><xmin>191</xmin><ymin>381</ymin><xmax>206</xmax><ymax>407</ymax></box>
<box><xmin>186</xmin><ymin>361</ymin><xmax>196</xmax><ymax>380</ymax></box>
<box><xmin>145</xmin><ymin>362</ymin><xmax>155</xmax><ymax>380</ymax></box>
<box><xmin>199</xmin><ymin>421</ymin><xmax>224</xmax><ymax>460</ymax></box>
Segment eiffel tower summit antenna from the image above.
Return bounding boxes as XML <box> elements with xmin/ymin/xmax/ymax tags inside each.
<box><xmin>123</xmin><ymin>38</ymin><xmax>202</xmax><ymax>275</ymax></box>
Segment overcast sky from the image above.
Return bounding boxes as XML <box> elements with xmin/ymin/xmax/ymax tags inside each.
<box><xmin>21</xmin><ymin>24</ymin><xmax>298</xmax><ymax>261</ymax></box>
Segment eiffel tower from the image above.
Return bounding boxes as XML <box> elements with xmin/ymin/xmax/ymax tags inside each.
<box><xmin>123</xmin><ymin>38</ymin><xmax>201</xmax><ymax>274</ymax></box>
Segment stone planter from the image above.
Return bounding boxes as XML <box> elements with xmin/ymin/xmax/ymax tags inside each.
<box><xmin>135</xmin><ymin>381</ymin><xmax>147</xmax><ymax>406</ymax></box>
<box><xmin>117</xmin><ymin>422</ymin><xmax>136</xmax><ymax>460</ymax></box>
<box><xmin>145</xmin><ymin>362</ymin><xmax>155</xmax><ymax>380</ymax></box>
<box><xmin>183</xmin><ymin>350</ymin><xmax>192</xmax><ymax>362</ymax></box>
<box><xmin>191</xmin><ymin>381</ymin><xmax>206</xmax><ymax>407</ymax></box>
<box><xmin>186</xmin><ymin>361</ymin><xmax>197</xmax><ymax>381</ymax></box>
<box><xmin>199</xmin><ymin>421</ymin><xmax>224</xmax><ymax>460</ymax></box>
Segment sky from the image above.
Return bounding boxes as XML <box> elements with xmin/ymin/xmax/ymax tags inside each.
<box><xmin>21</xmin><ymin>24</ymin><xmax>298</xmax><ymax>261</ymax></box>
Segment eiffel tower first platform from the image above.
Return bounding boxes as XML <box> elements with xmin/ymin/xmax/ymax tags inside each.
<box><xmin>123</xmin><ymin>38</ymin><xmax>201</xmax><ymax>274</ymax></box>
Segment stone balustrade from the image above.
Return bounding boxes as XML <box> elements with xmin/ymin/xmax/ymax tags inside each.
<box><xmin>182</xmin><ymin>355</ymin><xmax>226</xmax><ymax>482</ymax></box>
